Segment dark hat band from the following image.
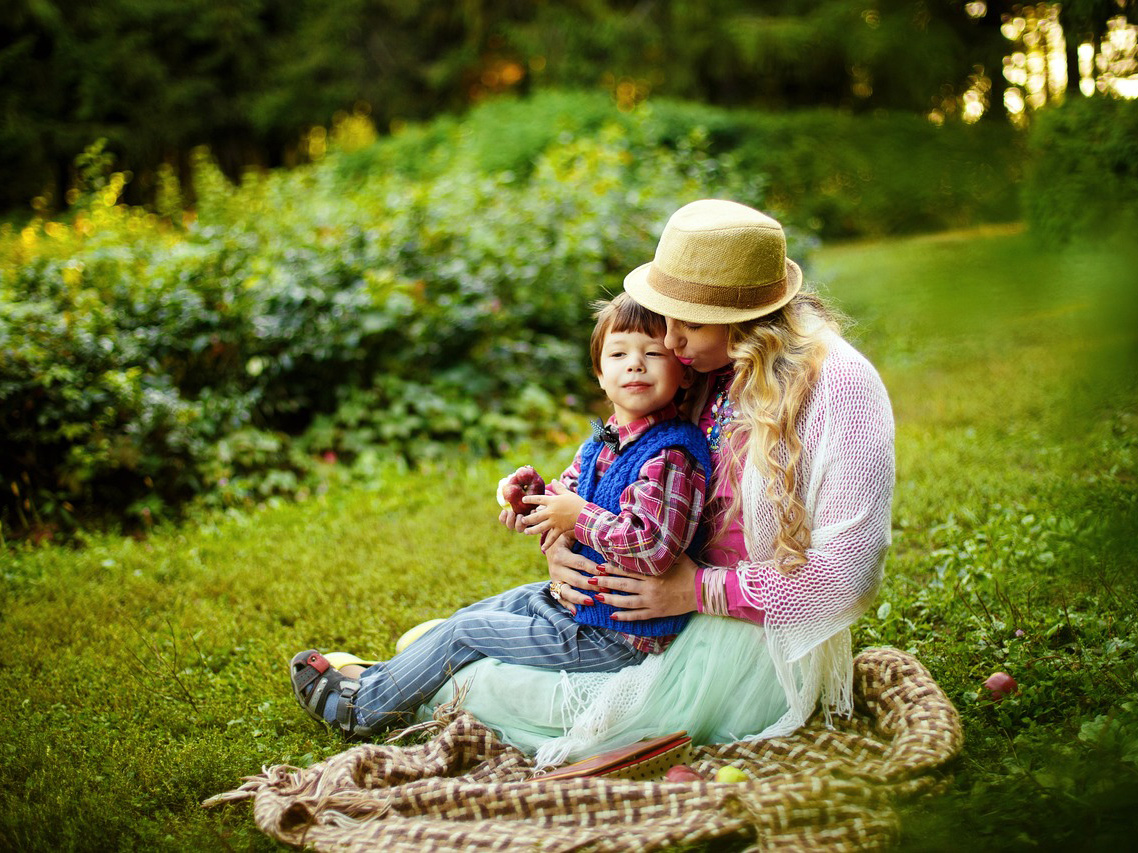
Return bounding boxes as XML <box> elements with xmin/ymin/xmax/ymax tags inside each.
<box><xmin>646</xmin><ymin>265</ymin><xmax>789</xmax><ymax>310</ymax></box>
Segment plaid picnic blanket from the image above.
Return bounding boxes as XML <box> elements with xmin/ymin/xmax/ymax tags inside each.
<box><xmin>205</xmin><ymin>647</ymin><xmax>962</xmax><ymax>851</ymax></box>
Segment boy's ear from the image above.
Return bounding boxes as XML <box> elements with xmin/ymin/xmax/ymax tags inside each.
<box><xmin>680</xmin><ymin>365</ymin><xmax>696</xmax><ymax>390</ymax></box>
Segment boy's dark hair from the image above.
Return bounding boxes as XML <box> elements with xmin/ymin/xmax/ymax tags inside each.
<box><xmin>589</xmin><ymin>292</ymin><xmax>668</xmax><ymax>375</ymax></box>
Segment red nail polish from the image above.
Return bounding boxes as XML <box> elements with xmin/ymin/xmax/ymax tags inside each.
<box><xmin>595</xmin><ymin>594</ymin><xmax>605</xmax><ymax>603</ymax></box>
<box><xmin>583</xmin><ymin>598</ymin><xmax>595</xmax><ymax>606</ymax></box>
<box><xmin>596</xmin><ymin>566</ymin><xmax>607</xmax><ymax>574</ymax></box>
<box><xmin>587</xmin><ymin>577</ymin><xmax>598</xmax><ymax>585</ymax></box>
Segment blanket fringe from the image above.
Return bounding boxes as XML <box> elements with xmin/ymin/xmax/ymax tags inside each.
<box><xmin>202</xmin><ymin>764</ymin><xmax>304</xmax><ymax>807</ymax></box>
<box><xmin>384</xmin><ymin>681</ymin><xmax>470</xmax><ymax>744</ymax></box>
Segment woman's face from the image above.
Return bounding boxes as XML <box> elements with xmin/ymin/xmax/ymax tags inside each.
<box><xmin>664</xmin><ymin>318</ymin><xmax>732</xmax><ymax>373</ymax></box>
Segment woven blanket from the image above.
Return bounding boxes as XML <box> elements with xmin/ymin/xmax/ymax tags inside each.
<box><xmin>205</xmin><ymin>647</ymin><xmax>962</xmax><ymax>851</ymax></box>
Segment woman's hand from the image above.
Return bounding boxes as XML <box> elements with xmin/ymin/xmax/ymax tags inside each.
<box><xmin>543</xmin><ymin>533</ymin><xmax>600</xmax><ymax>616</ymax></box>
<box><xmin>596</xmin><ymin>552</ymin><xmax>700</xmax><ymax>621</ymax></box>
<box><xmin>497</xmin><ymin>506</ymin><xmax>529</xmax><ymax>533</ymax></box>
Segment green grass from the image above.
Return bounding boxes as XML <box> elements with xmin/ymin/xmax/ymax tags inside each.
<box><xmin>816</xmin><ymin>226</ymin><xmax>1138</xmax><ymax>848</ymax></box>
<box><xmin>2</xmin><ymin>227</ymin><xmax>1136</xmax><ymax>850</ymax></box>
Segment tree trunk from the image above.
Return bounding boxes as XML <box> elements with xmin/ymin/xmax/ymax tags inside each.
<box><xmin>1065</xmin><ymin>29</ymin><xmax>1082</xmax><ymax>95</ymax></box>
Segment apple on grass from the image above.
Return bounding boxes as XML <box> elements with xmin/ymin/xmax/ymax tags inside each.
<box><xmin>497</xmin><ymin>466</ymin><xmax>546</xmax><ymax>516</ymax></box>
<box><xmin>984</xmin><ymin>671</ymin><xmax>1018</xmax><ymax>701</ymax></box>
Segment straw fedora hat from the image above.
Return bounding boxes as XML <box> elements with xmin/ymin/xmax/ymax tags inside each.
<box><xmin>624</xmin><ymin>199</ymin><xmax>802</xmax><ymax>324</ymax></box>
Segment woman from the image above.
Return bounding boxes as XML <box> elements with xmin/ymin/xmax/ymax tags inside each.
<box><xmin>420</xmin><ymin>199</ymin><xmax>895</xmax><ymax>766</ymax></box>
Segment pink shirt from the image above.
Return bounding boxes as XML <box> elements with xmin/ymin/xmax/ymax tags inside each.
<box><xmin>694</xmin><ymin>368</ymin><xmax>765</xmax><ymax>624</ymax></box>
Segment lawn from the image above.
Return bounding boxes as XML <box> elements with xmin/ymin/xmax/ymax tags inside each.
<box><xmin>1</xmin><ymin>226</ymin><xmax>1136</xmax><ymax>850</ymax></box>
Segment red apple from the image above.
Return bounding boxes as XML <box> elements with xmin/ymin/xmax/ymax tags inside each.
<box><xmin>664</xmin><ymin>764</ymin><xmax>704</xmax><ymax>783</ymax></box>
<box><xmin>499</xmin><ymin>466</ymin><xmax>546</xmax><ymax>515</ymax></box>
<box><xmin>984</xmin><ymin>671</ymin><xmax>1018</xmax><ymax>701</ymax></box>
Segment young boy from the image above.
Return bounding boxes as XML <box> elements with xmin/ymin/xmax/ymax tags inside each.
<box><xmin>290</xmin><ymin>294</ymin><xmax>711</xmax><ymax>738</ymax></box>
<box><xmin>506</xmin><ymin>292</ymin><xmax>711</xmax><ymax>644</ymax></box>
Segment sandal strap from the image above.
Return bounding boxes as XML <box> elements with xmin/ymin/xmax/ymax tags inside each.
<box><xmin>334</xmin><ymin>680</ymin><xmax>360</xmax><ymax>735</ymax></box>
<box><xmin>305</xmin><ymin>675</ymin><xmax>333</xmax><ymax>716</ymax></box>
<box><xmin>292</xmin><ymin>652</ymin><xmax>331</xmax><ymax>695</ymax></box>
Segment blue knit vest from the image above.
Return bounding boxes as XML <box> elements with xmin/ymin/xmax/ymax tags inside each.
<box><xmin>571</xmin><ymin>419</ymin><xmax>711</xmax><ymax>637</ymax></box>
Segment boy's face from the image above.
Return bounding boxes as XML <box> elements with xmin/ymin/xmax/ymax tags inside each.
<box><xmin>597</xmin><ymin>329</ymin><xmax>692</xmax><ymax>426</ymax></box>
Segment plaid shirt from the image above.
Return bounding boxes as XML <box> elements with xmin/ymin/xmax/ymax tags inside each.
<box><xmin>559</xmin><ymin>403</ymin><xmax>706</xmax><ymax>654</ymax></box>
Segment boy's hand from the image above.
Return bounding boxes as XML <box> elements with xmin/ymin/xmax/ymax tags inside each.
<box><xmin>523</xmin><ymin>480</ymin><xmax>587</xmax><ymax>543</ymax></box>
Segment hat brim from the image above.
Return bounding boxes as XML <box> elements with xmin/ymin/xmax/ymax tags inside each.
<box><xmin>623</xmin><ymin>258</ymin><xmax>803</xmax><ymax>325</ymax></box>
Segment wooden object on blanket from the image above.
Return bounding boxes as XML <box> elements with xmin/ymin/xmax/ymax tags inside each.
<box><xmin>205</xmin><ymin>648</ymin><xmax>964</xmax><ymax>852</ymax></box>
<box><xmin>537</xmin><ymin>732</ymin><xmax>692</xmax><ymax>781</ymax></box>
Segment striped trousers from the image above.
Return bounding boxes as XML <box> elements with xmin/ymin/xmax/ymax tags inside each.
<box><xmin>351</xmin><ymin>581</ymin><xmax>645</xmax><ymax>734</ymax></box>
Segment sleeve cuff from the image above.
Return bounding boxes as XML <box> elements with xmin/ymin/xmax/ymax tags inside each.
<box><xmin>696</xmin><ymin>567</ymin><xmax>731</xmax><ymax>616</ymax></box>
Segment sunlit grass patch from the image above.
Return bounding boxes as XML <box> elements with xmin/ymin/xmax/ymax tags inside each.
<box><xmin>0</xmin><ymin>452</ymin><xmax>568</xmax><ymax>849</ymax></box>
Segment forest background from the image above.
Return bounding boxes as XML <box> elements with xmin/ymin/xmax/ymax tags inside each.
<box><xmin>3</xmin><ymin>0</ymin><xmax>1136</xmax><ymax>211</ymax></box>
<box><xmin>2</xmin><ymin>0</ymin><xmax>1138</xmax><ymax>850</ymax></box>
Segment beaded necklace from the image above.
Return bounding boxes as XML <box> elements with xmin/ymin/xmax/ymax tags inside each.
<box><xmin>706</xmin><ymin>385</ymin><xmax>736</xmax><ymax>452</ymax></box>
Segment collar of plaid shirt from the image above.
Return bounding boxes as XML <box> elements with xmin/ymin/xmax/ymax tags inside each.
<box><xmin>597</xmin><ymin>402</ymin><xmax>680</xmax><ymax>455</ymax></box>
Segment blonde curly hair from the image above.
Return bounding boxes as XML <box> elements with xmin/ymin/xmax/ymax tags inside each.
<box><xmin>711</xmin><ymin>292</ymin><xmax>842</xmax><ymax>574</ymax></box>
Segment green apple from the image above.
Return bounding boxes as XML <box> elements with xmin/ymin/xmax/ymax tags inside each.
<box><xmin>714</xmin><ymin>766</ymin><xmax>748</xmax><ymax>783</ymax></box>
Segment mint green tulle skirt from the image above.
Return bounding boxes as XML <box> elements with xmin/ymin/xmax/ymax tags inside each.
<box><xmin>416</xmin><ymin>613</ymin><xmax>789</xmax><ymax>761</ymax></box>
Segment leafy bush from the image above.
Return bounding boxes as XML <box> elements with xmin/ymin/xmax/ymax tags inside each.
<box><xmin>1</xmin><ymin>93</ymin><xmax>1027</xmax><ymax>537</ymax></box>
<box><xmin>0</xmin><ymin>119</ymin><xmax>783</xmax><ymax>536</ymax></box>
<box><xmin>1024</xmin><ymin>95</ymin><xmax>1138</xmax><ymax>243</ymax></box>
<box><xmin>722</xmin><ymin>109</ymin><xmax>1023</xmax><ymax>238</ymax></box>
<box><xmin>348</xmin><ymin>90</ymin><xmax>1024</xmax><ymax>238</ymax></box>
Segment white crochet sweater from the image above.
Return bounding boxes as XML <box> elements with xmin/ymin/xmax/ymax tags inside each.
<box><xmin>727</xmin><ymin>330</ymin><xmax>895</xmax><ymax>736</ymax></box>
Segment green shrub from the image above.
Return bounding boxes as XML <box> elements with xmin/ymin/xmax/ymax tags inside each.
<box><xmin>1</xmin><ymin>93</ymin><xmax>1025</xmax><ymax>537</ymax></box>
<box><xmin>721</xmin><ymin>110</ymin><xmax>1024</xmax><ymax>238</ymax></box>
<box><xmin>1024</xmin><ymin>96</ymin><xmax>1138</xmax><ymax>244</ymax></box>
<box><xmin>0</xmin><ymin>118</ymin><xmax>780</xmax><ymax>536</ymax></box>
<box><xmin>351</xmin><ymin>90</ymin><xmax>1024</xmax><ymax>238</ymax></box>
